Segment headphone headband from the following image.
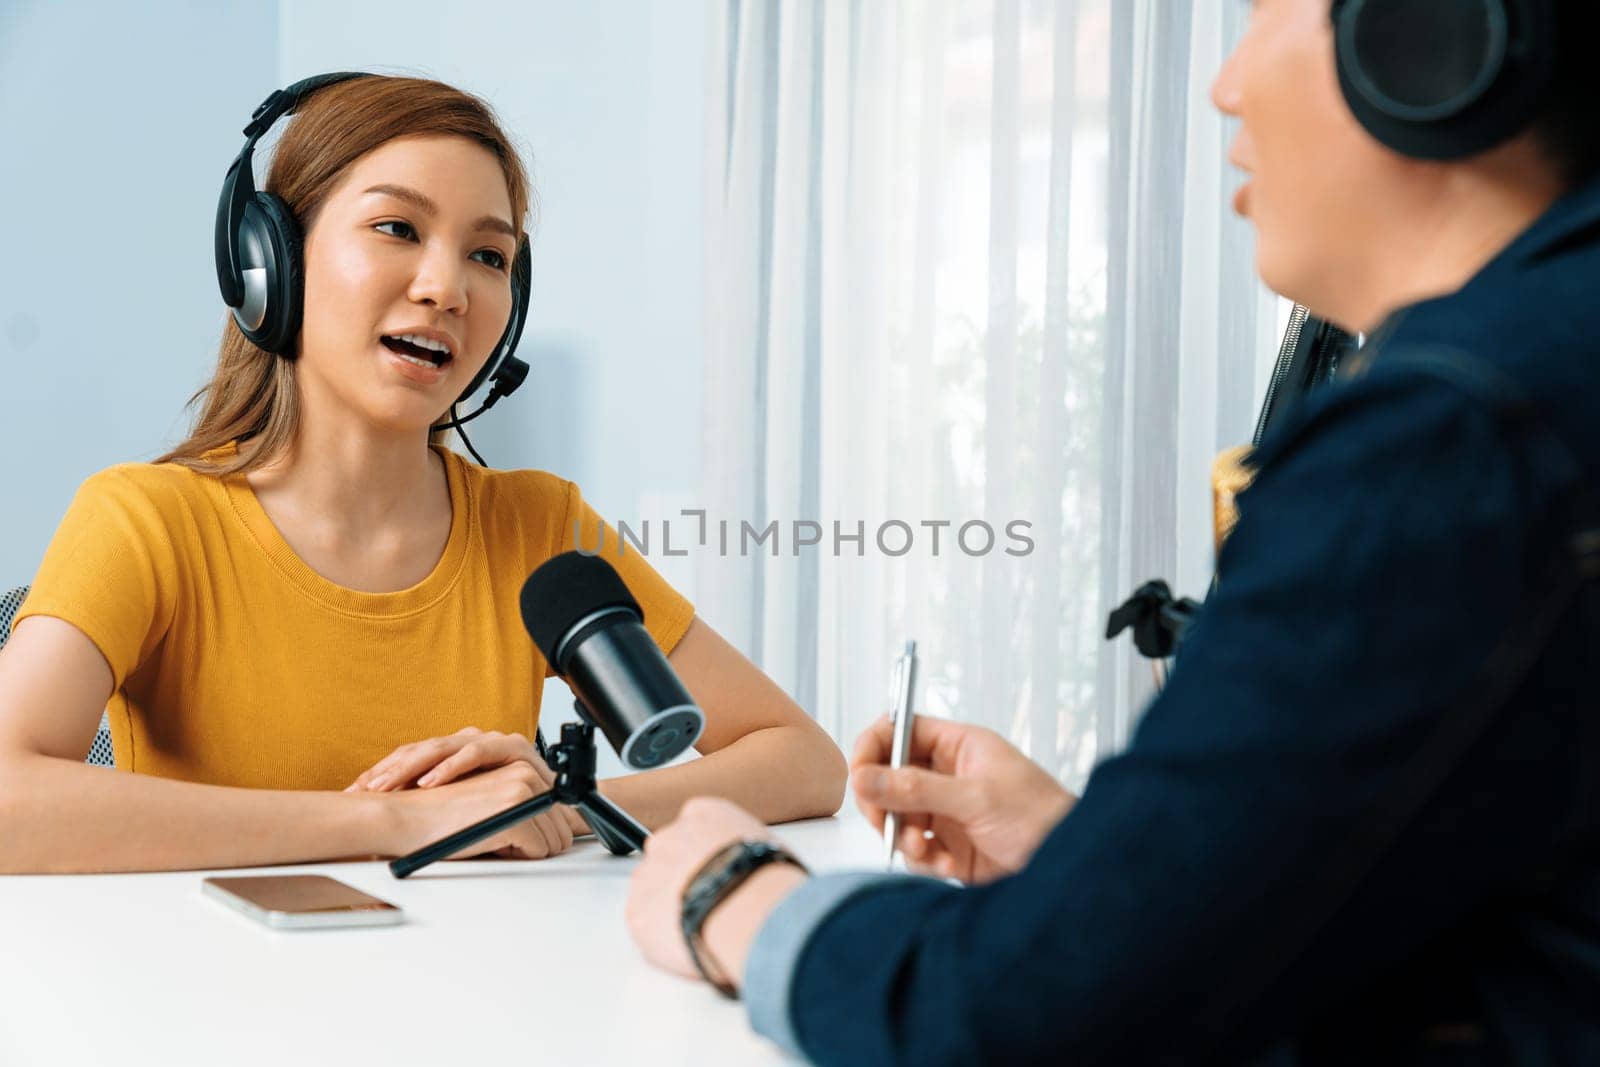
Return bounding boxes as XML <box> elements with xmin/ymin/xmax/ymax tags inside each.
<box><xmin>242</xmin><ymin>72</ymin><xmax>368</xmax><ymax>138</ymax></box>
<box><xmin>216</xmin><ymin>72</ymin><xmax>370</xmax><ymax>307</ymax></box>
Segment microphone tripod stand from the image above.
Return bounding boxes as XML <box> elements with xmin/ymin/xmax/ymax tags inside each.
<box><xmin>390</xmin><ymin>707</ymin><xmax>650</xmax><ymax>878</ymax></box>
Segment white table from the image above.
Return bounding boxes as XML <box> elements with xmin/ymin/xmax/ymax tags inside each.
<box><xmin>0</xmin><ymin>812</ymin><xmax>884</xmax><ymax>1067</ymax></box>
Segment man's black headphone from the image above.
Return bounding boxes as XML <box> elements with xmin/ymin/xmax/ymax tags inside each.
<box><xmin>1332</xmin><ymin>0</ymin><xmax>1557</xmax><ymax>160</ymax></box>
<box><xmin>214</xmin><ymin>71</ymin><xmax>531</xmax><ymax>442</ymax></box>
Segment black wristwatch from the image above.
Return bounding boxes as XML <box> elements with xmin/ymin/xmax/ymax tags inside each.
<box><xmin>681</xmin><ymin>839</ymin><xmax>808</xmax><ymax>998</ymax></box>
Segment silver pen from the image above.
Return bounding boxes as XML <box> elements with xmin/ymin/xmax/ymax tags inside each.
<box><xmin>883</xmin><ymin>640</ymin><xmax>920</xmax><ymax>869</ymax></box>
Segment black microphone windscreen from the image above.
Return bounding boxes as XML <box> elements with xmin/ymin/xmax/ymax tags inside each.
<box><xmin>520</xmin><ymin>552</ymin><xmax>643</xmax><ymax>666</ymax></box>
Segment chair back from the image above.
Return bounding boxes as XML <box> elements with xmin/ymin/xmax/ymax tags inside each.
<box><xmin>0</xmin><ymin>586</ymin><xmax>116</xmax><ymax>767</ymax></box>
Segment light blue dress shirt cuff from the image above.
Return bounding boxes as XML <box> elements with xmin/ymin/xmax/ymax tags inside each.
<box><xmin>743</xmin><ymin>871</ymin><xmax>919</xmax><ymax>1059</ymax></box>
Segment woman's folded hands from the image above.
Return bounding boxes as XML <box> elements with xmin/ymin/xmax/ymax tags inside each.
<box><xmin>345</xmin><ymin>727</ymin><xmax>584</xmax><ymax>859</ymax></box>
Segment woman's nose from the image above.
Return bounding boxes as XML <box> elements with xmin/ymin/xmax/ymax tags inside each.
<box><xmin>407</xmin><ymin>244</ymin><xmax>469</xmax><ymax>314</ymax></box>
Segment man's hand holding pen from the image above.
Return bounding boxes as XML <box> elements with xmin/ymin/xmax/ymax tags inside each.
<box><xmin>623</xmin><ymin>709</ymin><xmax>1082</xmax><ymax>998</ymax></box>
<box><xmin>852</xmin><ymin>715</ymin><xmax>1077</xmax><ymax>884</ymax></box>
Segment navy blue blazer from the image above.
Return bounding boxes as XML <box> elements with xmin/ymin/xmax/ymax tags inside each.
<box><xmin>743</xmin><ymin>177</ymin><xmax>1600</xmax><ymax>1065</ymax></box>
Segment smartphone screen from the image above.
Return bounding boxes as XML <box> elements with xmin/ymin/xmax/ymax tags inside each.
<box><xmin>202</xmin><ymin>874</ymin><xmax>404</xmax><ymax>929</ymax></box>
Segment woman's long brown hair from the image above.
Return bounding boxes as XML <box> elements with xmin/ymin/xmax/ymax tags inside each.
<box><xmin>154</xmin><ymin>75</ymin><xmax>532</xmax><ymax>476</ymax></box>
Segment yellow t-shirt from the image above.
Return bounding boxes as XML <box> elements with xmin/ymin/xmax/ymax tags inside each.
<box><xmin>14</xmin><ymin>444</ymin><xmax>694</xmax><ymax>791</ymax></box>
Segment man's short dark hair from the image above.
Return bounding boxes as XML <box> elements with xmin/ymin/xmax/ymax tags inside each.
<box><xmin>1533</xmin><ymin>3</ymin><xmax>1600</xmax><ymax>186</ymax></box>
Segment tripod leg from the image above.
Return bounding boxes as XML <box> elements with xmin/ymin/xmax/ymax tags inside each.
<box><xmin>390</xmin><ymin>790</ymin><xmax>561</xmax><ymax>878</ymax></box>
<box><xmin>575</xmin><ymin>809</ymin><xmax>636</xmax><ymax>856</ymax></box>
<box><xmin>575</xmin><ymin>794</ymin><xmax>650</xmax><ymax>855</ymax></box>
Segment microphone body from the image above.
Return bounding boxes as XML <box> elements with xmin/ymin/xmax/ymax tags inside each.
<box><xmin>522</xmin><ymin>554</ymin><xmax>704</xmax><ymax>770</ymax></box>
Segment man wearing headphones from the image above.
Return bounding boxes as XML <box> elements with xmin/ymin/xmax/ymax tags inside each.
<box><xmin>625</xmin><ymin>1</ymin><xmax>1600</xmax><ymax>1062</ymax></box>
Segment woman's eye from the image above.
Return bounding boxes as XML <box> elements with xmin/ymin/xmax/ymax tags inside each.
<box><xmin>374</xmin><ymin>220</ymin><xmax>417</xmax><ymax>240</ymax></box>
<box><xmin>374</xmin><ymin>221</ymin><xmax>505</xmax><ymax>271</ymax></box>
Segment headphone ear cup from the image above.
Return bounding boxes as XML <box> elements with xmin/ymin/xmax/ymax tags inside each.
<box><xmin>1334</xmin><ymin>0</ymin><xmax>1554</xmax><ymax>160</ymax></box>
<box><xmin>236</xmin><ymin>193</ymin><xmax>305</xmax><ymax>356</ymax></box>
<box><xmin>1339</xmin><ymin>0</ymin><xmax>1508</xmax><ymax>122</ymax></box>
<box><xmin>458</xmin><ymin>238</ymin><xmax>532</xmax><ymax>403</ymax></box>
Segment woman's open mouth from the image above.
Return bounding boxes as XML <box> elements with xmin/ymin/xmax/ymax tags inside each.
<box><xmin>380</xmin><ymin>333</ymin><xmax>454</xmax><ymax>369</ymax></box>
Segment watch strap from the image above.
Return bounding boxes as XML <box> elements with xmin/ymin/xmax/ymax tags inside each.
<box><xmin>681</xmin><ymin>839</ymin><xmax>808</xmax><ymax>998</ymax></box>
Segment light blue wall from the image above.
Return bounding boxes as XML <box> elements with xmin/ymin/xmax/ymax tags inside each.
<box><xmin>0</xmin><ymin>1</ymin><xmax>279</xmax><ymax>586</ymax></box>
<box><xmin>1</xmin><ymin>1</ymin><xmax>709</xmax><ymax>604</ymax></box>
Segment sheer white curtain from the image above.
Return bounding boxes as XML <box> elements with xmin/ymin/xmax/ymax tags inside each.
<box><xmin>698</xmin><ymin>0</ymin><xmax>1281</xmax><ymax>788</ymax></box>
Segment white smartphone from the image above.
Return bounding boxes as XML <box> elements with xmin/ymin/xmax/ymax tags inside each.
<box><xmin>202</xmin><ymin>874</ymin><xmax>404</xmax><ymax>929</ymax></box>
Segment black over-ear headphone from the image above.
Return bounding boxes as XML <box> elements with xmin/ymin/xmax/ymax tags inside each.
<box><xmin>214</xmin><ymin>71</ymin><xmax>532</xmax><ymax>442</ymax></box>
<box><xmin>1332</xmin><ymin>0</ymin><xmax>1556</xmax><ymax>160</ymax></box>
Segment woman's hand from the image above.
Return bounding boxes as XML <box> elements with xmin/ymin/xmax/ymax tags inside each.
<box><xmin>351</xmin><ymin>728</ymin><xmax>580</xmax><ymax>857</ymax></box>
<box><xmin>378</xmin><ymin>760</ymin><xmax>576</xmax><ymax>860</ymax></box>
<box><xmin>625</xmin><ymin>797</ymin><xmax>806</xmax><ymax>988</ymax></box>
<box><xmin>346</xmin><ymin>726</ymin><xmax>541</xmax><ymax>792</ymax></box>
<box><xmin>851</xmin><ymin>714</ymin><xmax>1077</xmax><ymax>884</ymax></box>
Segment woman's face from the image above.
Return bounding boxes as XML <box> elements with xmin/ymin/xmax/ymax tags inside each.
<box><xmin>1212</xmin><ymin>0</ymin><xmax>1443</xmax><ymax>324</ymax></box>
<box><xmin>296</xmin><ymin>134</ymin><xmax>518</xmax><ymax>435</ymax></box>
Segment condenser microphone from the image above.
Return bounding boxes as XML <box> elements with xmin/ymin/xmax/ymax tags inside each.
<box><xmin>521</xmin><ymin>552</ymin><xmax>704</xmax><ymax>769</ymax></box>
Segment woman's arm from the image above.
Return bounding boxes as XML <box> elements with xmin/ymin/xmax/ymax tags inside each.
<box><xmin>0</xmin><ymin>617</ymin><xmax>568</xmax><ymax>873</ymax></box>
<box><xmin>588</xmin><ymin>617</ymin><xmax>846</xmax><ymax>829</ymax></box>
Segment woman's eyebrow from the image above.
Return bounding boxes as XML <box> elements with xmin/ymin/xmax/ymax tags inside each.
<box><xmin>362</xmin><ymin>183</ymin><xmax>517</xmax><ymax>238</ymax></box>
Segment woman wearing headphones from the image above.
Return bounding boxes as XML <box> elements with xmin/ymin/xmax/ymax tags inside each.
<box><xmin>625</xmin><ymin>0</ymin><xmax>1600</xmax><ymax>1062</ymax></box>
<box><xmin>0</xmin><ymin>74</ymin><xmax>846</xmax><ymax>872</ymax></box>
